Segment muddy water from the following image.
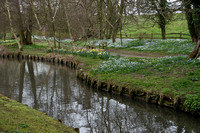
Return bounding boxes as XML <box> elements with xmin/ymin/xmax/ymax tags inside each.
<box><xmin>0</xmin><ymin>58</ymin><xmax>200</xmax><ymax>133</ymax></box>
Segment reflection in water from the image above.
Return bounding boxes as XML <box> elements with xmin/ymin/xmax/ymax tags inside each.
<box><xmin>0</xmin><ymin>59</ymin><xmax>200</xmax><ymax>133</ymax></box>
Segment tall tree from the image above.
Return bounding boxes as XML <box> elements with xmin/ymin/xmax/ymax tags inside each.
<box><xmin>29</xmin><ymin>0</ymin><xmax>54</xmax><ymax>53</ymax></box>
<box><xmin>101</xmin><ymin>0</ymin><xmax>126</xmax><ymax>42</ymax></box>
<box><xmin>62</xmin><ymin>0</ymin><xmax>74</xmax><ymax>44</ymax></box>
<box><xmin>0</xmin><ymin>0</ymin><xmax>9</xmax><ymax>41</ymax></box>
<box><xmin>184</xmin><ymin>0</ymin><xmax>198</xmax><ymax>42</ymax></box>
<box><xmin>5</xmin><ymin>0</ymin><xmax>22</xmax><ymax>51</ymax></box>
<box><xmin>185</xmin><ymin>0</ymin><xmax>200</xmax><ymax>58</ymax></box>
<box><xmin>142</xmin><ymin>0</ymin><xmax>174</xmax><ymax>39</ymax></box>
<box><xmin>27</xmin><ymin>61</ymin><xmax>38</xmax><ymax>109</ymax></box>
<box><xmin>97</xmin><ymin>0</ymin><xmax>103</xmax><ymax>40</ymax></box>
<box><xmin>18</xmin><ymin>61</ymin><xmax>25</xmax><ymax>103</ymax></box>
<box><xmin>15</xmin><ymin>0</ymin><xmax>33</xmax><ymax>45</ymax></box>
<box><xmin>47</xmin><ymin>0</ymin><xmax>60</xmax><ymax>48</ymax></box>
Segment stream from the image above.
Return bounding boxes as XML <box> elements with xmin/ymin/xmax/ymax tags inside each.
<box><xmin>0</xmin><ymin>58</ymin><xmax>200</xmax><ymax>133</ymax></box>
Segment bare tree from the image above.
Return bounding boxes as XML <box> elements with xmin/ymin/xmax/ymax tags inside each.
<box><xmin>0</xmin><ymin>1</ymin><xmax>9</xmax><ymax>41</ymax></box>
<box><xmin>29</xmin><ymin>0</ymin><xmax>54</xmax><ymax>53</ymax></box>
<box><xmin>46</xmin><ymin>0</ymin><xmax>60</xmax><ymax>48</ymax></box>
<box><xmin>5</xmin><ymin>0</ymin><xmax>22</xmax><ymax>51</ymax></box>
<box><xmin>140</xmin><ymin>0</ymin><xmax>174</xmax><ymax>39</ymax></box>
<box><xmin>62</xmin><ymin>0</ymin><xmax>74</xmax><ymax>44</ymax></box>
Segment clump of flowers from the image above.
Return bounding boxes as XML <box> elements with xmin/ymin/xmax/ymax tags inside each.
<box><xmin>0</xmin><ymin>40</ymin><xmax>16</xmax><ymax>44</ymax></box>
<box><xmin>69</xmin><ymin>48</ymin><xmax>110</xmax><ymax>60</ymax></box>
<box><xmin>92</xmin><ymin>56</ymin><xmax>200</xmax><ymax>74</ymax></box>
<box><xmin>86</xmin><ymin>39</ymin><xmax>195</xmax><ymax>55</ymax></box>
<box><xmin>92</xmin><ymin>58</ymin><xmax>148</xmax><ymax>73</ymax></box>
<box><xmin>129</xmin><ymin>39</ymin><xmax>195</xmax><ymax>55</ymax></box>
<box><xmin>45</xmin><ymin>48</ymin><xmax>110</xmax><ymax>60</ymax></box>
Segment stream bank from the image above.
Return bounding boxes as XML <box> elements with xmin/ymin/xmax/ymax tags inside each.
<box><xmin>0</xmin><ymin>51</ymin><xmax>199</xmax><ymax>116</ymax></box>
<box><xmin>0</xmin><ymin>94</ymin><xmax>76</xmax><ymax>132</ymax></box>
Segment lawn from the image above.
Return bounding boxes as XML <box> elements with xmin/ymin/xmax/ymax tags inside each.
<box><xmin>0</xmin><ymin>94</ymin><xmax>75</xmax><ymax>132</ymax></box>
<box><xmin>121</xmin><ymin>13</ymin><xmax>189</xmax><ymax>39</ymax></box>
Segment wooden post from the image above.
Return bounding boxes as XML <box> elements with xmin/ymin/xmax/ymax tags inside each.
<box><xmin>120</xmin><ymin>27</ymin><xmax>123</xmax><ymax>46</ymax></box>
<box><xmin>58</xmin><ymin>30</ymin><xmax>61</xmax><ymax>49</ymax></box>
<box><xmin>151</xmin><ymin>33</ymin><xmax>154</xmax><ymax>41</ymax></box>
<box><xmin>180</xmin><ymin>32</ymin><xmax>182</xmax><ymax>39</ymax></box>
<box><xmin>3</xmin><ymin>32</ymin><xmax>6</xmax><ymax>41</ymax></box>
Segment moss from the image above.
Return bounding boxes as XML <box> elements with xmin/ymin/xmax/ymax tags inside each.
<box><xmin>0</xmin><ymin>95</ymin><xmax>75</xmax><ymax>133</ymax></box>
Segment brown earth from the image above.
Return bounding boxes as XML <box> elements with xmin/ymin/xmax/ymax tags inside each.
<box><xmin>106</xmin><ymin>48</ymin><xmax>180</xmax><ymax>58</ymax></box>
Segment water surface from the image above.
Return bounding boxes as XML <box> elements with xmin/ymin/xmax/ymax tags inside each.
<box><xmin>0</xmin><ymin>58</ymin><xmax>200</xmax><ymax>133</ymax></box>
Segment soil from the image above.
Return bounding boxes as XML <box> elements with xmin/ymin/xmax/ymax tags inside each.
<box><xmin>106</xmin><ymin>48</ymin><xmax>176</xmax><ymax>58</ymax></box>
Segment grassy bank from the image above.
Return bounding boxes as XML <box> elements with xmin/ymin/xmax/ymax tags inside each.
<box><xmin>0</xmin><ymin>94</ymin><xmax>75</xmax><ymax>132</ymax></box>
<box><xmin>121</xmin><ymin>13</ymin><xmax>189</xmax><ymax>39</ymax></box>
<box><xmin>89</xmin><ymin>56</ymin><xmax>200</xmax><ymax>112</ymax></box>
<box><xmin>1</xmin><ymin>40</ymin><xmax>200</xmax><ymax>114</ymax></box>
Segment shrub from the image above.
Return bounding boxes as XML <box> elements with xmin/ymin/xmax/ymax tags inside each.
<box><xmin>184</xmin><ymin>94</ymin><xmax>200</xmax><ymax>112</ymax></box>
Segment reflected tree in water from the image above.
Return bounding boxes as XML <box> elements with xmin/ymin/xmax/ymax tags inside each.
<box><xmin>27</xmin><ymin>61</ymin><xmax>38</xmax><ymax>109</ymax></box>
<box><xmin>18</xmin><ymin>61</ymin><xmax>25</xmax><ymax>103</ymax></box>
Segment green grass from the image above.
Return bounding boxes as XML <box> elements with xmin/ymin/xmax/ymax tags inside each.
<box><xmin>0</xmin><ymin>94</ymin><xmax>75</xmax><ymax>132</ymax></box>
<box><xmin>124</xmin><ymin>39</ymin><xmax>195</xmax><ymax>54</ymax></box>
<box><xmin>45</xmin><ymin>47</ymin><xmax>111</xmax><ymax>60</ymax></box>
<box><xmin>0</xmin><ymin>39</ymin><xmax>16</xmax><ymax>45</ymax></box>
<box><xmin>83</xmin><ymin>39</ymin><xmax>195</xmax><ymax>55</ymax></box>
<box><xmin>122</xmin><ymin>13</ymin><xmax>189</xmax><ymax>39</ymax></box>
<box><xmin>76</xmin><ymin>56</ymin><xmax>103</xmax><ymax>70</ymax></box>
<box><xmin>3</xmin><ymin>42</ymin><xmax>57</xmax><ymax>56</ymax></box>
<box><xmin>23</xmin><ymin>42</ymin><xmax>49</xmax><ymax>49</ymax></box>
<box><xmin>90</xmin><ymin>56</ymin><xmax>200</xmax><ymax>112</ymax></box>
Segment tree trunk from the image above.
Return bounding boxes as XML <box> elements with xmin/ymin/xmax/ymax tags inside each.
<box><xmin>137</xmin><ymin>0</ymin><xmax>141</xmax><ymax>15</ymax></box>
<box><xmin>47</xmin><ymin>0</ymin><xmax>57</xmax><ymax>48</ymax></box>
<box><xmin>3</xmin><ymin>32</ymin><xmax>6</xmax><ymax>41</ymax></box>
<box><xmin>27</xmin><ymin>61</ymin><xmax>38</xmax><ymax>110</ymax></box>
<box><xmin>58</xmin><ymin>30</ymin><xmax>61</xmax><ymax>49</ymax></box>
<box><xmin>161</xmin><ymin>26</ymin><xmax>166</xmax><ymax>39</ymax></box>
<box><xmin>98</xmin><ymin>0</ymin><xmax>103</xmax><ymax>40</ymax></box>
<box><xmin>25</xmin><ymin>9</ymin><xmax>33</xmax><ymax>45</ymax></box>
<box><xmin>18</xmin><ymin>61</ymin><xmax>25</xmax><ymax>103</ymax></box>
<box><xmin>26</xmin><ymin>29</ymin><xmax>32</xmax><ymax>44</ymax></box>
<box><xmin>30</xmin><ymin>0</ymin><xmax>54</xmax><ymax>54</ymax></box>
<box><xmin>188</xmin><ymin>40</ymin><xmax>200</xmax><ymax>58</ymax></box>
<box><xmin>120</xmin><ymin>26</ymin><xmax>123</xmax><ymax>46</ymax></box>
<box><xmin>106</xmin><ymin>28</ymin><xmax>112</xmax><ymax>39</ymax></box>
<box><xmin>112</xmin><ymin>31</ymin><xmax>116</xmax><ymax>43</ymax></box>
<box><xmin>5</xmin><ymin>0</ymin><xmax>23</xmax><ymax>51</ymax></box>
<box><xmin>152</xmin><ymin>0</ymin><xmax>167</xmax><ymax>40</ymax></box>
<box><xmin>62</xmin><ymin>0</ymin><xmax>74</xmax><ymax>44</ymax></box>
<box><xmin>20</xmin><ymin>30</ymin><xmax>26</xmax><ymax>45</ymax></box>
<box><xmin>188</xmin><ymin>0</ymin><xmax>200</xmax><ymax>58</ymax></box>
<box><xmin>25</xmin><ymin>3</ymin><xmax>33</xmax><ymax>45</ymax></box>
<box><xmin>53</xmin><ymin>26</ymin><xmax>56</xmax><ymax>48</ymax></box>
<box><xmin>184</xmin><ymin>0</ymin><xmax>198</xmax><ymax>42</ymax></box>
<box><xmin>17</xmin><ymin>0</ymin><xmax>26</xmax><ymax>46</ymax></box>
